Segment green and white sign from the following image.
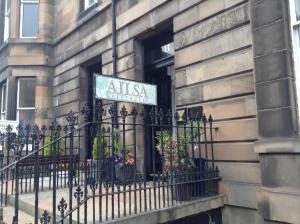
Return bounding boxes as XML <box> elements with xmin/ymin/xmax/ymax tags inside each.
<box><xmin>95</xmin><ymin>75</ymin><xmax>157</xmax><ymax>105</ymax></box>
<box><xmin>0</xmin><ymin>120</ymin><xmax>19</xmax><ymax>133</ymax></box>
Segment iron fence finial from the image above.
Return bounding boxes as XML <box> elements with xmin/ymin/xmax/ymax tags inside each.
<box><xmin>58</xmin><ymin>197</ymin><xmax>68</xmax><ymax>217</ymax></box>
<box><xmin>40</xmin><ymin>210</ymin><xmax>51</xmax><ymax>224</ymax></box>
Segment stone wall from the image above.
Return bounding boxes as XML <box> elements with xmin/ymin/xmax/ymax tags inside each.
<box><xmin>173</xmin><ymin>0</ymin><xmax>262</xmax><ymax>223</ymax></box>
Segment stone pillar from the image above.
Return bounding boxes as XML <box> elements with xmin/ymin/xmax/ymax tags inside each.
<box><xmin>39</xmin><ymin>0</ymin><xmax>54</xmax><ymax>40</ymax></box>
<box><xmin>35</xmin><ymin>72</ymin><xmax>53</xmax><ymax>127</ymax></box>
<box><xmin>10</xmin><ymin>0</ymin><xmax>20</xmax><ymax>38</ymax></box>
<box><xmin>250</xmin><ymin>0</ymin><xmax>300</xmax><ymax>223</ymax></box>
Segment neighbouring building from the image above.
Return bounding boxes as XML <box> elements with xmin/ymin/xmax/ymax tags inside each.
<box><xmin>0</xmin><ymin>0</ymin><xmax>300</xmax><ymax>223</ymax></box>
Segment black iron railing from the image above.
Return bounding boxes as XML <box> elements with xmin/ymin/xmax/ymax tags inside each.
<box><xmin>0</xmin><ymin>102</ymin><xmax>220</xmax><ymax>224</ymax></box>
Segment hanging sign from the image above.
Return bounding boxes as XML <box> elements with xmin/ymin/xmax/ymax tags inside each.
<box><xmin>95</xmin><ymin>74</ymin><xmax>157</xmax><ymax>105</ymax></box>
<box><xmin>0</xmin><ymin>120</ymin><xmax>19</xmax><ymax>133</ymax></box>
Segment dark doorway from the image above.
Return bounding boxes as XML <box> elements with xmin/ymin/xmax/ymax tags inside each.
<box><xmin>143</xmin><ymin>28</ymin><xmax>175</xmax><ymax>177</ymax></box>
<box><xmin>85</xmin><ymin>61</ymin><xmax>102</xmax><ymax>159</ymax></box>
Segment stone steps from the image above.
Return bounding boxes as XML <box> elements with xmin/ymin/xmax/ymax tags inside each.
<box><xmin>2</xmin><ymin>205</ymin><xmax>34</xmax><ymax>224</ymax></box>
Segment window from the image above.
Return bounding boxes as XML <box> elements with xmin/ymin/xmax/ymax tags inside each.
<box><xmin>84</xmin><ymin>0</ymin><xmax>98</xmax><ymax>10</ymax></box>
<box><xmin>20</xmin><ymin>0</ymin><xmax>39</xmax><ymax>38</ymax></box>
<box><xmin>290</xmin><ymin>0</ymin><xmax>300</xmax><ymax>118</ymax></box>
<box><xmin>17</xmin><ymin>78</ymin><xmax>36</xmax><ymax>125</ymax></box>
<box><xmin>3</xmin><ymin>0</ymin><xmax>10</xmax><ymax>42</ymax></box>
<box><xmin>0</xmin><ymin>83</ymin><xmax>7</xmax><ymax>120</ymax></box>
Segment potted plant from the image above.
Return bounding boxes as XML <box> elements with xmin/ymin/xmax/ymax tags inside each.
<box><xmin>156</xmin><ymin>131</ymin><xmax>198</xmax><ymax>201</ymax></box>
<box><xmin>114</xmin><ymin>150</ymin><xmax>135</xmax><ymax>184</ymax></box>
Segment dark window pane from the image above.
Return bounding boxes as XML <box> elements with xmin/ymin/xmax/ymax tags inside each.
<box><xmin>22</xmin><ymin>3</ymin><xmax>39</xmax><ymax>37</ymax></box>
<box><xmin>18</xmin><ymin>78</ymin><xmax>36</xmax><ymax>108</ymax></box>
<box><xmin>1</xmin><ymin>84</ymin><xmax>6</xmax><ymax>112</ymax></box>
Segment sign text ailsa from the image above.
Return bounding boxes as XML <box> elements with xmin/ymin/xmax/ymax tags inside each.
<box><xmin>95</xmin><ymin>75</ymin><xmax>157</xmax><ymax>105</ymax></box>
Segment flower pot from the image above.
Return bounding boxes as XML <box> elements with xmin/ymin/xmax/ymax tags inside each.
<box><xmin>103</xmin><ymin>157</ymin><xmax>115</xmax><ymax>184</ymax></box>
<box><xmin>169</xmin><ymin>172</ymin><xmax>193</xmax><ymax>201</ymax></box>
<box><xmin>115</xmin><ymin>165</ymin><xmax>134</xmax><ymax>184</ymax></box>
<box><xmin>86</xmin><ymin>159</ymin><xmax>104</xmax><ymax>184</ymax></box>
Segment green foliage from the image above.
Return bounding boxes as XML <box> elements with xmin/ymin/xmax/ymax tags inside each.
<box><xmin>92</xmin><ymin>130</ymin><xmax>109</xmax><ymax>160</ymax></box>
<box><xmin>43</xmin><ymin>135</ymin><xmax>65</xmax><ymax>156</ymax></box>
<box><xmin>92</xmin><ymin>128</ymin><xmax>134</xmax><ymax>168</ymax></box>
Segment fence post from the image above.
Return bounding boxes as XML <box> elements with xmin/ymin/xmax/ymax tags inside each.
<box><xmin>81</xmin><ymin>105</ymin><xmax>92</xmax><ymax>224</ymax></box>
<box><xmin>49</xmin><ymin>121</ymin><xmax>61</xmax><ymax>224</ymax></box>
<box><xmin>0</xmin><ymin>153</ymin><xmax>4</xmax><ymax>208</ymax></box>
<box><xmin>66</xmin><ymin>111</ymin><xmax>76</xmax><ymax>224</ymax></box>
<box><xmin>12</xmin><ymin>142</ymin><xmax>22</xmax><ymax>224</ymax></box>
<box><xmin>140</xmin><ymin>108</ymin><xmax>147</xmax><ymax>212</ymax></box>
<box><xmin>32</xmin><ymin>125</ymin><xmax>41</xmax><ymax>224</ymax></box>
<box><xmin>5</xmin><ymin>125</ymin><xmax>12</xmax><ymax>206</ymax></box>
<box><xmin>108</xmin><ymin>103</ymin><xmax>117</xmax><ymax>220</ymax></box>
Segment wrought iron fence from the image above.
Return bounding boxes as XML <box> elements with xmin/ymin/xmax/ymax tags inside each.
<box><xmin>0</xmin><ymin>102</ymin><xmax>220</xmax><ymax>224</ymax></box>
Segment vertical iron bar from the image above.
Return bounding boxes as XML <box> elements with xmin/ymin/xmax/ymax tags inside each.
<box><xmin>209</xmin><ymin>115</ymin><xmax>215</xmax><ymax>169</ymax></box>
<box><xmin>141</xmin><ymin>107</ymin><xmax>147</xmax><ymax>212</ymax></box>
<box><xmin>109</xmin><ymin>103</ymin><xmax>116</xmax><ymax>220</ymax></box>
<box><xmin>66</xmin><ymin>111</ymin><xmax>76</xmax><ymax>224</ymax></box>
<box><xmin>11</xmin><ymin>167</ymin><xmax>14</xmax><ymax>195</ymax></box>
<box><xmin>33</xmin><ymin>127</ymin><xmax>40</xmax><ymax>224</ymax></box>
<box><xmin>196</xmin><ymin>114</ymin><xmax>203</xmax><ymax>196</ymax></box>
<box><xmin>50</xmin><ymin>123</ymin><xmax>57</xmax><ymax>223</ymax></box>
<box><xmin>150</xmin><ymin>108</ymin><xmax>156</xmax><ymax>210</ymax></box>
<box><xmin>13</xmin><ymin>147</ymin><xmax>21</xmax><ymax>224</ymax></box>
<box><xmin>0</xmin><ymin>153</ymin><xmax>3</xmax><ymax>207</ymax></box>
<box><xmin>25</xmin><ymin>125</ymin><xmax>30</xmax><ymax>194</ymax></box>
<box><xmin>203</xmin><ymin>115</ymin><xmax>208</xmax><ymax>169</ymax></box>
<box><xmin>99</xmin><ymin>129</ymin><xmax>104</xmax><ymax>223</ymax></box>
<box><xmin>131</xmin><ymin>108</ymin><xmax>138</xmax><ymax>214</ymax></box>
<box><xmin>74</xmin><ymin>186</ymin><xmax>82</xmax><ymax>224</ymax></box>
<box><xmin>120</xmin><ymin>106</ymin><xmax>127</xmax><ymax>217</ymax></box>
<box><xmin>159</xmin><ymin>109</ymin><xmax>165</xmax><ymax>208</ymax></box>
<box><xmin>64</xmin><ymin>127</ymin><xmax>68</xmax><ymax>189</ymax></box>
<box><xmin>183</xmin><ymin>114</ymin><xmax>188</xmax><ymax>166</ymax></box>
<box><xmin>169</xmin><ymin>111</ymin><xmax>177</xmax><ymax>206</ymax></box>
<box><xmin>5</xmin><ymin>126</ymin><xmax>12</xmax><ymax>206</ymax></box>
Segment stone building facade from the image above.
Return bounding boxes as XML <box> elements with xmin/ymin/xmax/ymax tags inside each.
<box><xmin>0</xmin><ymin>0</ymin><xmax>299</xmax><ymax>223</ymax></box>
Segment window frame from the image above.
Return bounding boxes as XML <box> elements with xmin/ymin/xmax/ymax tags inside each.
<box><xmin>84</xmin><ymin>0</ymin><xmax>98</xmax><ymax>10</ymax></box>
<box><xmin>19</xmin><ymin>0</ymin><xmax>39</xmax><ymax>39</ymax></box>
<box><xmin>3</xmin><ymin>0</ymin><xmax>10</xmax><ymax>42</ymax></box>
<box><xmin>17</xmin><ymin>77</ymin><xmax>36</xmax><ymax>111</ymax></box>
<box><xmin>1</xmin><ymin>83</ymin><xmax>7</xmax><ymax>120</ymax></box>
<box><xmin>16</xmin><ymin>77</ymin><xmax>36</xmax><ymax>124</ymax></box>
<box><xmin>290</xmin><ymin>0</ymin><xmax>300</xmax><ymax>71</ymax></box>
<box><xmin>290</xmin><ymin>0</ymin><xmax>300</xmax><ymax>118</ymax></box>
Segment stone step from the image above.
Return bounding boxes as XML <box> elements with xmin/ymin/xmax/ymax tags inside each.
<box><xmin>2</xmin><ymin>205</ymin><xmax>34</xmax><ymax>224</ymax></box>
